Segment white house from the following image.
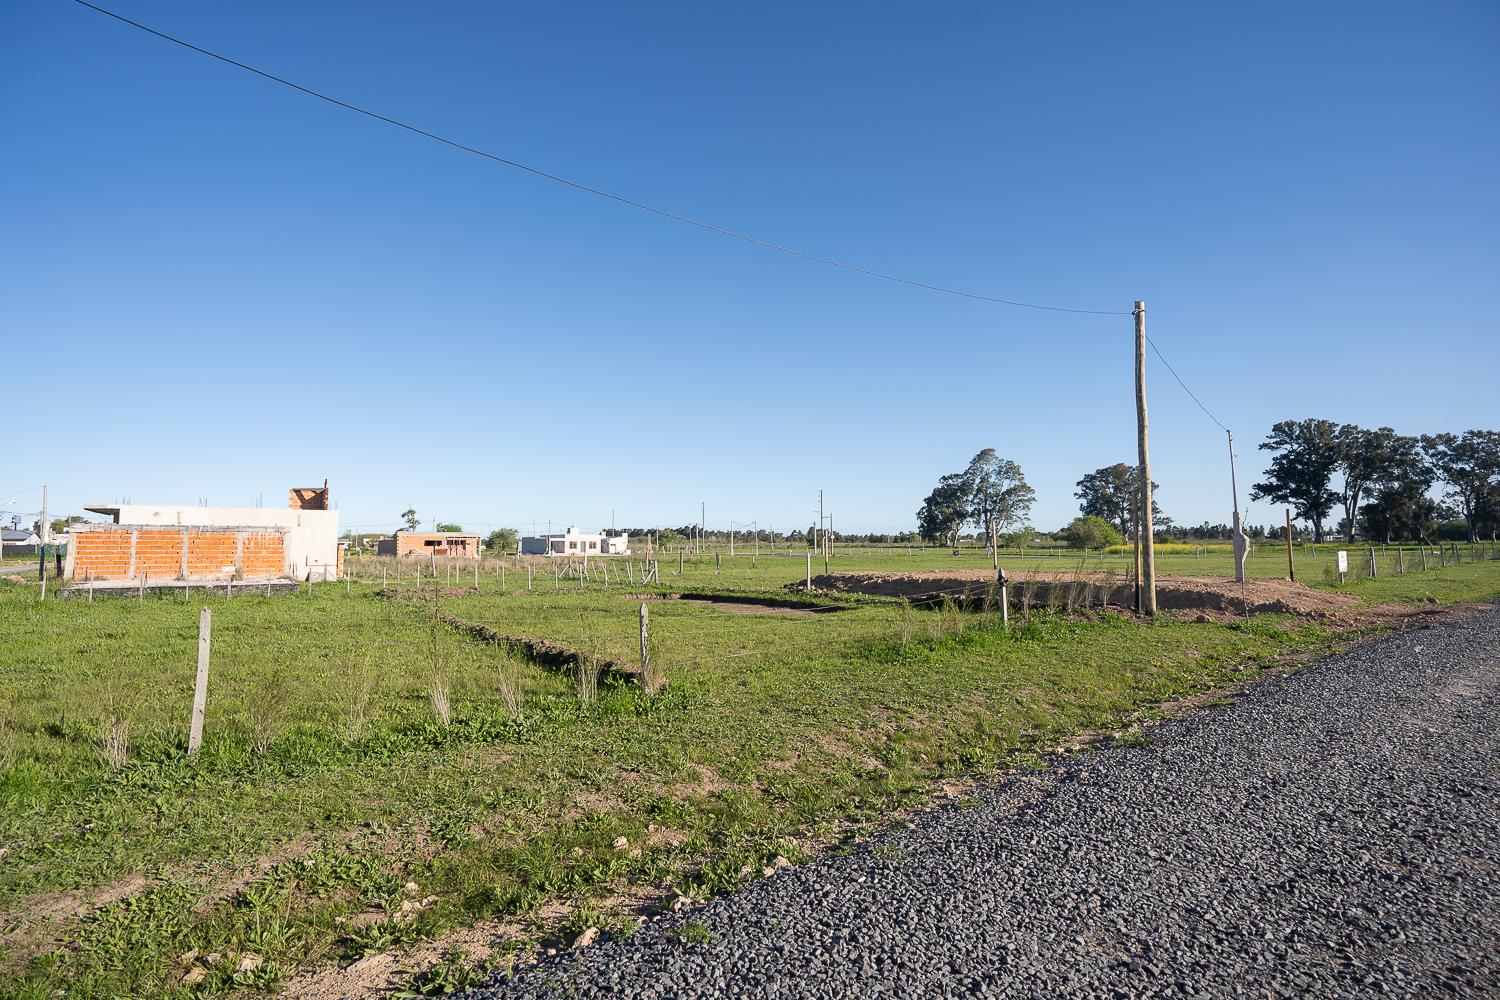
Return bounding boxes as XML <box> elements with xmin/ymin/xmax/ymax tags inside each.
<box><xmin>520</xmin><ymin>525</ymin><xmax>631</xmax><ymax>557</ymax></box>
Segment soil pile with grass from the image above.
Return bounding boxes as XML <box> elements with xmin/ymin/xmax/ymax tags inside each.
<box><xmin>800</xmin><ymin>571</ymin><xmax>1366</xmax><ymax>618</ymax></box>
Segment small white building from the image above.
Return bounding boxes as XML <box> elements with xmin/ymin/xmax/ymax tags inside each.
<box><xmin>520</xmin><ymin>525</ymin><xmax>631</xmax><ymax>557</ymax></box>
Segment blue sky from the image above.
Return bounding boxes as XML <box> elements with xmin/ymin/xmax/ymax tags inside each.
<box><xmin>3</xmin><ymin>1</ymin><xmax>1497</xmax><ymax>536</ymax></box>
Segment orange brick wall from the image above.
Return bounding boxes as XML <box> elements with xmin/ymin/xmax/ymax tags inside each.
<box><xmin>71</xmin><ymin>528</ymin><xmax>286</xmax><ymax>581</ymax></box>
<box><xmin>132</xmin><ymin>530</ymin><xmax>183</xmax><ymax>578</ymax></box>
<box><xmin>241</xmin><ymin>532</ymin><xmax>284</xmax><ymax>576</ymax></box>
<box><xmin>69</xmin><ymin>530</ymin><xmax>134</xmax><ymax>579</ymax></box>
<box><xmin>183</xmin><ymin>531</ymin><xmax>238</xmax><ymax>577</ymax></box>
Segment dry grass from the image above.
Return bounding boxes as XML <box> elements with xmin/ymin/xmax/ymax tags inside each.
<box><xmin>429</xmin><ymin>668</ymin><xmax>453</xmax><ymax>727</ymax></box>
<box><xmin>338</xmin><ymin>650</ymin><xmax>377</xmax><ymax>739</ymax></box>
<box><xmin>495</xmin><ymin>646</ymin><xmax>523</xmax><ymax>715</ymax></box>
<box><xmin>96</xmin><ymin>706</ymin><xmax>130</xmax><ymax>772</ymax></box>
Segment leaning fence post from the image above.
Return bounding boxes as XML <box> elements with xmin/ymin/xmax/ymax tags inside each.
<box><xmin>998</xmin><ymin>567</ymin><xmax>1009</xmax><ymax>628</ymax></box>
<box><xmin>188</xmin><ymin>607</ymin><xmax>212</xmax><ymax>756</ymax></box>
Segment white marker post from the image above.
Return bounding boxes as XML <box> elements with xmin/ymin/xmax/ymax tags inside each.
<box><xmin>1336</xmin><ymin>550</ymin><xmax>1348</xmax><ymax>584</ymax></box>
<box><xmin>188</xmin><ymin>607</ymin><xmax>212</xmax><ymax>755</ymax></box>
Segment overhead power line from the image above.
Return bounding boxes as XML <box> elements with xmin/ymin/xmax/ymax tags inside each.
<box><xmin>73</xmin><ymin>0</ymin><xmax>1128</xmax><ymax>317</ymax></box>
<box><xmin>1144</xmin><ymin>334</ymin><xmax>1229</xmax><ymax>432</ymax></box>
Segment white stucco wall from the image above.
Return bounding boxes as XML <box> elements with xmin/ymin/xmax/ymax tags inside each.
<box><xmin>90</xmin><ymin>505</ymin><xmax>340</xmax><ymax>581</ymax></box>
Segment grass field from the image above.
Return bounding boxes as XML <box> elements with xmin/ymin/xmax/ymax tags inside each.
<box><xmin>2</xmin><ymin>547</ymin><xmax>1498</xmax><ymax>997</ymax></box>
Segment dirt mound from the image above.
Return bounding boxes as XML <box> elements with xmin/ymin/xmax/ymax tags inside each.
<box><xmin>800</xmin><ymin>570</ymin><xmax>1365</xmax><ymax>618</ymax></box>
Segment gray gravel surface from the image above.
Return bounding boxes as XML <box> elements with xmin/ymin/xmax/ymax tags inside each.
<box><xmin>464</xmin><ymin>609</ymin><xmax>1500</xmax><ymax>999</ymax></box>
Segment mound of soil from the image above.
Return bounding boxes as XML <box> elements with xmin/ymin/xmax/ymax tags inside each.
<box><xmin>800</xmin><ymin>570</ymin><xmax>1366</xmax><ymax>618</ymax></box>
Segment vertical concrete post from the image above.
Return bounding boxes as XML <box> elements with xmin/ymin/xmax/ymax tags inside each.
<box><xmin>188</xmin><ymin>607</ymin><xmax>211</xmax><ymax>755</ymax></box>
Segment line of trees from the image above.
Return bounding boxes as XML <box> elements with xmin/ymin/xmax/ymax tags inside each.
<box><xmin>1250</xmin><ymin>421</ymin><xmax>1499</xmax><ymax>544</ymax></box>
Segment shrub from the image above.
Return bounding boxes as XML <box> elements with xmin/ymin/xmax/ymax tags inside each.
<box><xmin>1060</xmin><ymin>516</ymin><xmax>1124</xmax><ymax>550</ymax></box>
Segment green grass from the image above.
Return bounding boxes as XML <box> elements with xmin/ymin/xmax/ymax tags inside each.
<box><xmin>1</xmin><ymin>552</ymin><xmax>1496</xmax><ymax>997</ymax></box>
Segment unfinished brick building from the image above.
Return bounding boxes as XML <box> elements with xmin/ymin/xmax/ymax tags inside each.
<box><xmin>376</xmin><ymin>531</ymin><xmax>482</xmax><ymax>559</ymax></box>
<box><xmin>65</xmin><ymin>481</ymin><xmax>341</xmax><ymax>582</ymax></box>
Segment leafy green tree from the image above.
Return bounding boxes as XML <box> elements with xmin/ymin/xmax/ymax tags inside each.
<box><xmin>1074</xmin><ymin>463</ymin><xmax>1161</xmax><ymax>540</ymax></box>
<box><xmin>400</xmin><ymin>508</ymin><xmax>419</xmax><ymax>532</ymax></box>
<box><xmin>917</xmin><ymin>450</ymin><xmax>1036</xmax><ymax>551</ymax></box>
<box><xmin>436</xmin><ymin>523</ymin><xmax>463</xmax><ymax>533</ymax></box>
<box><xmin>1355</xmin><ymin>432</ymin><xmax>1431</xmax><ymax>543</ymax></box>
<box><xmin>1421</xmin><ymin>430</ymin><xmax>1500</xmax><ymax>543</ymax></box>
<box><xmin>916</xmin><ymin>473</ymin><xmax>969</xmax><ymax>550</ymax></box>
<box><xmin>1060</xmin><ymin>515</ymin><xmax>1124</xmax><ymax>550</ymax></box>
<box><xmin>485</xmin><ymin>528</ymin><xmax>518</xmax><ymax>551</ymax></box>
<box><xmin>1250</xmin><ymin>418</ymin><xmax>1341</xmax><ymax>542</ymax></box>
<box><xmin>1334</xmin><ymin>424</ymin><xmax>1410</xmax><ymax>542</ymax></box>
<box><xmin>961</xmin><ymin>449</ymin><xmax>1036</xmax><ymax>546</ymax></box>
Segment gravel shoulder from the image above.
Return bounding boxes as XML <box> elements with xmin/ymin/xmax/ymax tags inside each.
<box><xmin>466</xmin><ymin>607</ymin><xmax>1500</xmax><ymax>1000</ymax></box>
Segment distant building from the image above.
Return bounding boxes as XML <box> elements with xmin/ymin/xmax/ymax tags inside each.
<box><xmin>377</xmin><ymin>531</ymin><xmax>482</xmax><ymax>560</ymax></box>
<box><xmin>64</xmin><ymin>481</ymin><xmax>341</xmax><ymax>582</ymax></box>
<box><xmin>1</xmin><ymin>528</ymin><xmax>40</xmax><ymax>547</ymax></box>
<box><xmin>519</xmin><ymin>525</ymin><xmax>630</xmax><ymax>557</ymax></box>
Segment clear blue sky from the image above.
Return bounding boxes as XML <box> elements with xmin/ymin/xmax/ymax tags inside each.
<box><xmin>4</xmin><ymin>1</ymin><xmax>1497</xmax><ymax>536</ymax></box>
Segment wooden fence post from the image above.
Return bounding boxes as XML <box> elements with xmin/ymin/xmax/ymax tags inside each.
<box><xmin>1368</xmin><ymin>547</ymin><xmax>1377</xmax><ymax>578</ymax></box>
<box><xmin>188</xmin><ymin>607</ymin><xmax>212</xmax><ymax>755</ymax></box>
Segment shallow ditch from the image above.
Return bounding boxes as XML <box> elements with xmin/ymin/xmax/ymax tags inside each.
<box><xmin>623</xmin><ymin>592</ymin><xmax>848</xmax><ymax>615</ymax></box>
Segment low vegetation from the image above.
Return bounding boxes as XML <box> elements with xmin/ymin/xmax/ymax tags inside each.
<box><xmin>1</xmin><ymin>548</ymin><xmax>1497</xmax><ymax>997</ymax></box>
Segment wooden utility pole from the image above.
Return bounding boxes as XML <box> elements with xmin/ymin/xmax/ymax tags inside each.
<box><xmin>1134</xmin><ymin>301</ymin><xmax>1156</xmax><ymax>614</ymax></box>
<box><xmin>1285</xmin><ymin>508</ymin><xmax>1296</xmax><ymax>581</ymax></box>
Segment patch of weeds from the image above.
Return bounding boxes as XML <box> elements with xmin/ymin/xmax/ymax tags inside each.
<box><xmin>342</xmin><ymin>917</ymin><xmax>428</xmax><ymax>962</ymax></box>
<box><xmin>954</xmin><ymin>797</ymin><xmax>981</xmax><ymax>809</ymax></box>
<box><xmin>394</xmin><ymin>949</ymin><xmax>491</xmax><ymax>997</ymax></box>
<box><xmin>233</xmin><ymin>957</ymin><xmax>295</xmax><ymax>990</ymax></box>
<box><xmin>865</xmin><ymin>842</ymin><xmax>907</xmax><ymax>860</ymax></box>
<box><xmin>78</xmin><ymin>881</ymin><xmax>195</xmax><ymax>970</ymax></box>
<box><xmin>666</xmin><ymin>919</ymin><xmax>713</xmax><ymax>945</ymax></box>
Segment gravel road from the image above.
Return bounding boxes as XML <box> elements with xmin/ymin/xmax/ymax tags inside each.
<box><xmin>466</xmin><ymin>608</ymin><xmax>1500</xmax><ymax>1000</ymax></box>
